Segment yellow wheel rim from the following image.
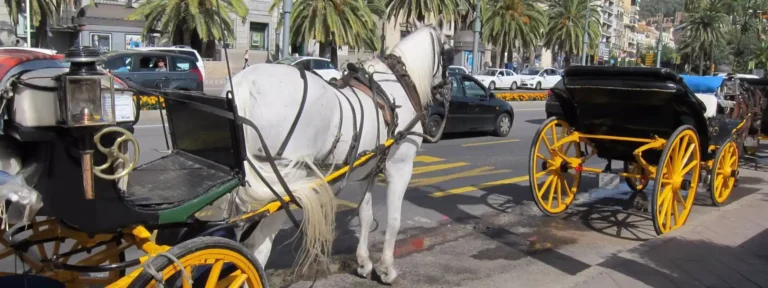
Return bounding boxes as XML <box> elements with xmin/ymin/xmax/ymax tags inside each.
<box><xmin>530</xmin><ymin>119</ymin><xmax>583</xmax><ymax>215</ymax></box>
<box><xmin>0</xmin><ymin>218</ymin><xmax>125</xmax><ymax>286</ymax></box>
<box><xmin>712</xmin><ymin>141</ymin><xmax>739</xmax><ymax>204</ymax></box>
<box><xmin>654</xmin><ymin>129</ymin><xmax>700</xmax><ymax>234</ymax></box>
<box><xmin>147</xmin><ymin>248</ymin><xmax>264</xmax><ymax>288</ymax></box>
<box><xmin>626</xmin><ymin>162</ymin><xmax>649</xmax><ymax>191</ymax></box>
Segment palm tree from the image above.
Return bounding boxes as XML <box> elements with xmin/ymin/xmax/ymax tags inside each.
<box><xmin>4</xmin><ymin>0</ymin><xmax>64</xmax><ymax>48</ymax></box>
<box><xmin>127</xmin><ymin>0</ymin><xmax>248</xmax><ymax>56</ymax></box>
<box><xmin>680</xmin><ymin>0</ymin><xmax>729</xmax><ymax>74</ymax></box>
<box><xmin>386</xmin><ymin>0</ymin><xmax>462</xmax><ymax>25</ymax></box>
<box><xmin>269</xmin><ymin>0</ymin><xmax>382</xmax><ymax>65</ymax></box>
<box><xmin>542</xmin><ymin>0</ymin><xmax>601</xmax><ymax>67</ymax></box>
<box><xmin>481</xmin><ymin>0</ymin><xmax>546</xmax><ymax>68</ymax></box>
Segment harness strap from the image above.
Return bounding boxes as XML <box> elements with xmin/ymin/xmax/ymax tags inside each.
<box><xmin>157</xmin><ymin>91</ymin><xmax>304</xmax><ymax>229</ymax></box>
<box><xmin>276</xmin><ymin>66</ymin><xmax>309</xmax><ymax>157</ymax></box>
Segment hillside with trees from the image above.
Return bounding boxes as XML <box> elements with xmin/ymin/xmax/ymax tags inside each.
<box><xmin>638</xmin><ymin>0</ymin><xmax>685</xmax><ymax>19</ymax></box>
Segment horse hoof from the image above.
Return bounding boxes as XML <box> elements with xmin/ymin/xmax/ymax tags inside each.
<box><xmin>356</xmin><ymin>264</ymin><xmax>373</xmax><ymax>279</ymax></box>
<box><xmin>376</xmin><ymin>266</ymin><xmax>398</xmax><ymax>285</ymax></box>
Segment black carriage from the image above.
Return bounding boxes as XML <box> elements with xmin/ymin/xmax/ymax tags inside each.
<box><xmin>528</xmin><ymin>66</ymin><xmax>743</xmax><ymax>235</ymax></box>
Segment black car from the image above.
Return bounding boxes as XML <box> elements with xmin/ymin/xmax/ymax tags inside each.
<box><xmin>100</xmin><ymin>50</ymin><xmax>204</xmax><ymax>91</ymax></box>
<box><xmin>425</xmin><ymin>73</ymin><xmax>515</xmax><ymax>142</ymax></box>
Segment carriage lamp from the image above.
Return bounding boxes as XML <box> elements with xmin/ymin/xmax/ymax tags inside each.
<box><xmin>58</xmin><ymin>46</ymin><xmax>116</xmax><ymax>200</ymax></box>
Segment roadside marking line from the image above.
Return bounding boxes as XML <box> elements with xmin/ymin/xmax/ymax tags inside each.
<box><xmin>410</xmin><ymin>167</ymin><xmax>511</xmax><ymax>187</ymax></box>
<box><xmin>375</xmin><ymin>161</ymin><xmax>471</xmax><ymax>186</ymax></box>
<box><xmin>515</xmin><ymin>108</ymin><xmax>545</xmax><ymax>111</ymax></box>
<box><xmin>412</xmin><ymin>162</ymin><xmax>469</xmax><ymax>175</ymax></box>
<box><xmin>335</xmin><ymin>199</ymin><xmax>360</xmax><ymax>211</ymax></box>
<box><xmin>429</xmin><ymin>175</ymin><xmax>529</xmax><ymax>197</ymax></box>
<box><xmin>414</xmin><ymin>155</ymin><xmax>445</xmax><ymax>163</ymax></box>
<box><xmin>462</xmin><ymin>139</ymin><xmax>520</xmax><ymax>147</ymax></box>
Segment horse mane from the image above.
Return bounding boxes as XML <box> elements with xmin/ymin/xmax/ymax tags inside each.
<box><xmin>387</xmin><ymin>26</ymin><xmax>440</xmax><ymax>107</ymax></box>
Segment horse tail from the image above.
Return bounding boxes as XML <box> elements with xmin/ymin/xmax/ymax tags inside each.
<box><xmin>239</xmin><ymin>157</ymin><xmax>336</xmax><ymax>276</ymax></box>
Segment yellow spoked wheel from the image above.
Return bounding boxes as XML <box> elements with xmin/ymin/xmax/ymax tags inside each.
<box><xmin>651</xmin><ymin>125</ymin><xmax>701</xmax><ymax>235</ymax></box>
<box><xmin>623</xmin><ymin>161</ymin><xmax>649</xmax><ymax>192</ymax></box>
<box><xmin>711</xmin><ymin>140</ymin><xmax>739</xmax><ymax>206</ymax></box>
<box><xmin>131</xmin><ymin>237</ymin><xmax>266</xmax><ymax>288</ymax></box>
<box><xmin>0</xmin><ymin>218</ymin><xmax>126</xmax><ymax>286</ymax></box>
<box><xmin>529</xmin><ymin>117</ymin><xmax>584</xmax><ymax>216</ymax></box>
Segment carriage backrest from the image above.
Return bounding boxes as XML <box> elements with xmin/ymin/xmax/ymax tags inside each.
<box><xmin>163</xmin><ymin>92</ymin><xmax>246</xmax><ymax>174</ymax></box>
<box><xmin>555</xmin><ymin>66</ymin><xmax>709</xmax><ymax>156</ymax></box>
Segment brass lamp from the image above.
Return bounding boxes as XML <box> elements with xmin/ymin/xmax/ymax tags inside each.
<box><xmin>57</xmin><ymin>46</ymin><xmax>115</xmax><ymax>200</ymax></box>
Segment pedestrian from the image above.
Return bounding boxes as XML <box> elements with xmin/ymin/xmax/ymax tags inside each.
<box><xmin>243</xmin><ymin>49</ymin><xmax>250</xmax><ymax>69</ymax></box>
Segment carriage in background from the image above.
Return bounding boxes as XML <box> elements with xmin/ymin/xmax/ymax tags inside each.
<box><xmin>528</xmin><ymin>67</ymin><xmax>750</xmax><ymax>236</ymax></box>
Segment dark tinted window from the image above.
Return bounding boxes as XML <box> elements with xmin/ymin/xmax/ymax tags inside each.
<box><xmin>104</xmin><ymin>56</ymin><xmax>132</xmax><ymax>72</ymax></box>
<box><xmin>312</xmin><ymin>60</ymin><xmax>333</xmax><ymax>70</ymax></box>
<box><xmin>463</xmin><ymin>77</ymin><xmax>486</xmax><ymax>98</ymax></box>
<box><xmin>138</xmin><ymin>56</ymin><xmax>169</xmax><ymax>72</ymax></box>
<box><xmin>173</xmin><ymin>57</ymin><xmax>195</xmax><ymax>72</ymax></box>
<box><xmin>450</xmin><ymin>76</ymin><xmax>462</xmax><ymax>97</ymax></box>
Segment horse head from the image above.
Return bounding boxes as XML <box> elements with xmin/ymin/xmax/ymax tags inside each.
<box><xmin>389</xmin><ymin>19</ymin><xmax>456</xmax><ymax>107</ymax></box>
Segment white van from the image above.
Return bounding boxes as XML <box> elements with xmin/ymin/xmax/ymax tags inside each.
<box><xmin>132</xmin><ymin>46</ymin><xmax>205</xmax><ymax>81</ymax></box>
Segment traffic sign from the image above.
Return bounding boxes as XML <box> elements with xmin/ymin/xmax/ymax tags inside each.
<box><xmin>645</xmin><ymin>52</ymin><xmax>654</xmax><ymax>66</ymax></box>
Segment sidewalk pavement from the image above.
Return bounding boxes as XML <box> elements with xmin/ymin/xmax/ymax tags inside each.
<box><xmin>564</xmin><ymin>169</ymin><xmax>768</xmax><ymax>288</ymax></box>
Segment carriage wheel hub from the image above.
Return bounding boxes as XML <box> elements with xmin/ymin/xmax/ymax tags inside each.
<box><xmin>672</xmin><ymin>176</ymin><xmax>684</xmax><ymax>190</ymax></box>
<box><xmin>560</xmin><ymin>161</ymin><xmax>570</xmax><ymax>173</ymax></box>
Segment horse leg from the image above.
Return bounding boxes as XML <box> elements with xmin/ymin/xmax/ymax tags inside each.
<box><xmin>240</xmin><ymin>209</ymin><xmax>288</xmax><ymax>266</ymax></box>
<box><xmin>376</xmin><ymin>141</ymin><xmax>418</xmax><ymax>284</ymax></box>
<box><xmin>355</xmin><ymin>189</ymin><xmax>374</xmax><ymax>278</ymax></box>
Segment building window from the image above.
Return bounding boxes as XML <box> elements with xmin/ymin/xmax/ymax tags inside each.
<box><xmin>90</xmin><ymin>33</ymin><xmax>112</xmax><ymax>52</ymax></box>
<box><xmin>250</xmin><ymin>22</ymin><xmax>268</xmax><ymax>50</ymax></box>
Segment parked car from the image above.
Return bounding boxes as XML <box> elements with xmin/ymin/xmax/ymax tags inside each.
<box><xmin>447</xmin><ymin>65</ymin><xmax>469</xmax><ymax>75</ymax></box>
<box><xmin>132</xmin><ymin>46</ymin><xmax>206</xmax><ymax>81</ymax></box>
<box><xmin>101</xmin><ymin>50</ymin><xmax>204</xmax><ymax>91</ymax></box>
<box><xmin>0</xmin><ymin>47</ymin><xmax>58</xmax><ymax>55</ymax></box>
<box><xmin>518</xmin><ymin>67</ymin><xmax>562</xmax><ymax>90</ymax></box>
<box><xmin>424</xmin><ymin>73</ymin><xmax>515</xmax><ymax>142</ymax></box>
<box><xmin>473</xmin><ymin>68</ymin><xmax>523</xmax><ymax>90</ymax></box>
<box><xmin>275</xmin><ymin>56</ymin><xmax>342</xmax><ymax>82</ymax></box>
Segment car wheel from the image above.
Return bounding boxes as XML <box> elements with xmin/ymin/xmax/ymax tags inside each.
<box><xmin>510</xmin><ymin>82</ymin><xmax>518</xmax><ymax>90</ymax></box>
<box><xmin>493</xmin><ymin>113</ymin><xmax>512</xmax><ymax>137</ymax></box>
<box><xmin>489</xmin><ymin>81</ymin><xmax>496</xmax><ymax>90</ymax></box>
<box><xmin>535</xmin><ymin>82</ymin><xmax>541</xmax><ymax>90</ymax></box>
<box><xmin>424</xmin><ymin>115</ymin><xmax>443</xmax><ymax>143</ymax></box>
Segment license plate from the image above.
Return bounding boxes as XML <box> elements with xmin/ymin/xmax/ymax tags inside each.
<box><xmin>598</xmin><ymin>173</ymin><xmax>620</xmax><ymax>190</ymax></box>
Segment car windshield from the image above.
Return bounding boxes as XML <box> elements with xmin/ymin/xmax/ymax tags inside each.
<box><xmin>521</xmin><ymin>68</ymin><xmax>541</xmax><ymax>75</ymax></box>
<box><xmin>478</xmin><ymin>69</ymin><xmax>498</xmax><ymax>76</ymax></box>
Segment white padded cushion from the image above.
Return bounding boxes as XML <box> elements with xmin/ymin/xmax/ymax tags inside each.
<box><xmin>694</xmin><ymin>93</ymin><xmax>718</xmax><ymax>118</ymax></box>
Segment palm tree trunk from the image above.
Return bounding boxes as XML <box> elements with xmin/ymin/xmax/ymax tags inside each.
<box><xmin>496</xmin><ymin>42</ymin><xmax>506</xmax><ymax>68</ymax></box>
<box><xmin>528</xmin><ymin>45</ymin><xmax>535</xmax><ymax>66</ymax></box>
<box><xmin>183</xmin><ymin>30</ymin><xmax>192</xmax><ymax>46</ymax></box>
<box><xmin>331</xmin><ymin>44</ymin><xmax>339</xmax><ymax>67</ymax></box>
<box><xmin>698</xmin><ymin>48</ymin><xmax>704</xmax><ymax>75</ymax></box>
<box><xmin>564</xmin><ymin>51</ymin><xmax>571</xmax><ymax>68</ymax></box>
<box><xmin>709</xmin><ymin>42</ymin><xmax>714</xmax><ymax>75</ymax></box>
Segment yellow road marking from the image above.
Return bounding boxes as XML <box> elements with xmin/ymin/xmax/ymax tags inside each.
<box><xmin>414</xmin><ymin>155</ymin><xmax>445</xmax><ymax>163</ymax></box>
<box><xmin>336</xmin><ymin>199</ymin><xmax>359</xmax><ymax>212</ymax></box>
<box><xmin>412</xmin><ymin>162</ymin><xmax>469</xmax><ymax>175</ymax></box>
<box><xmin>410</xmin><ymin>167</ymin><xmax>511</xmax><ymax>187</ymax></box>
<box><xmin>461</xmin><ymin>139</ymin><xmax>521</xmax><ymax>147</ymax></box>
<box><xmin>429</xmin><ymin>175</ymin><xmax>529</xmax><ymax>197</ymax></box>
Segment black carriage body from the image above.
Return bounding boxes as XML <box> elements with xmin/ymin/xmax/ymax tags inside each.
<box><xmin>551</xmin><ymin>67</ymin><xmax>712</xmax><ymax>164</ymax></box>
<box><xmin>3</xmin><ymin>65</ymin><xmax>248</xmax><ymax>233</ymax></box>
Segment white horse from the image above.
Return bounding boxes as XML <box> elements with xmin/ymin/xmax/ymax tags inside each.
<box><xmin>225</xmin><ymin>24</ymin><xmax>453</xmax><ymax>284</ymax></box>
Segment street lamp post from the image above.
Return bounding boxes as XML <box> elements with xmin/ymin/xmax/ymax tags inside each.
<box><xmin>281</xmin><ymin>0</ymin><xmax>292</xmax><ymax>58</ymax></box>
<box><xmin>581</xmin><ymin>4</ymin><xmax>591</xmax><ymax>65</ymax></box>
<box><xmin>656</xmin><ymin>13</ymin><xmax>663</xmax><ymax>68</ymax></box>
<box><xmin>25</xmin><ymin>0</ymin><xmax>31</xmax><ymax>47</ymax></box>
<box><xmin>472</xmin><ymin>0</ymin><xmax>481</xmax><ymax>74</ymax></box>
